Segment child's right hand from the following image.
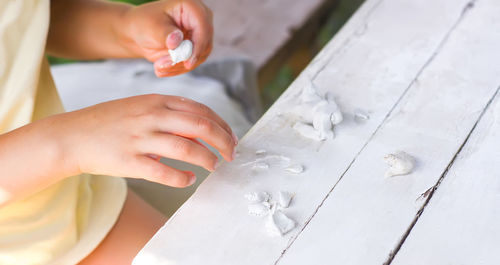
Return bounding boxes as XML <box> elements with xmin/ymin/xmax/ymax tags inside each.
<box><xmin>51</xmin><ymin>94</ymin><xmax>237</xmax><ymax>187</ymax></box>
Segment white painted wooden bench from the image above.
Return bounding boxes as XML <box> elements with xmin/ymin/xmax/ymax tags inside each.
<box><xmin>134</xmin><ymin>0</ymin><xmax>500</xmax><ymax>263</ymax></box>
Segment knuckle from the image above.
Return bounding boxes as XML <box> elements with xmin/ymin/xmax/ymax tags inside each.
<box><xmin>173</xmin><ymin>138</ymin><xmax>192</xmax><ymax>156</ymax></box>
<box><xmin>197</xmin><ymin>103</ymin><xmax>212</xmax><ymax>116</ymax></box>
<box><xmin>196</xmin><ymin>117</ymin><xmax>214</xmax><ymax>133</ymax></box>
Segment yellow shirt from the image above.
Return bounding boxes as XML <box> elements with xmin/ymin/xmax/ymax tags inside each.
<box><xmin>0</xmin><ymin>0</ymin><xmax>127</xmax><ymax>264</ymax></box>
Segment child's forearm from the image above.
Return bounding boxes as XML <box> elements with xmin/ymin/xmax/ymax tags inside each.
<box><xmin>47</xmin><ymin>0</ymin><xmax>137</xmax><ymax>59</ymax></box>
<box><xmin>0</xmin><ymin>116</ymin><xmax>79</xmax><ymax>206</ymax></box>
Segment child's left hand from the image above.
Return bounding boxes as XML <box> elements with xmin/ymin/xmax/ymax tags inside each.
<box><xmin>121</xmin><ymin>0</ymin><xmax>213</xmax><ymax>77</ymax></box>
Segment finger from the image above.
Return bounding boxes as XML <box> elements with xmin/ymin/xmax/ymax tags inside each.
<box><xmin>154</xmin><ymin>67</ymin><xmax>188</xmax><ymax>77</ymax></box>
<box><xmin>164</xmin><ymin>96</ymin><xmax>236</xmax><ymax>142</ymax></box>
<box><xmin>154</xmin><ymin>55</ymin><xmax>174</xmax><ymax>76</ymax></box>
<box><xmin>153</xmin><ymin>26</ymin><xmax>183</xmax><ymax>74</ymax></box>
<box><xmin>146</xmin><ymin>154</ymin><xmax>162</xmax><ymax>161</ymax></box>
<box><xmin>166</xmin><ymin>29</ymin><xmax>184</xmax><ymax>50</ymax></box>
<box><xmin>157</xmin><ymin>110</ymin><xmax>236</xmax><ymax>161</ymax></box>
<box><xmin>140</xmin><ymin>133</ymin><xmax>218</xmax><ymax>171</ymax></box>
<box><xmin>131</xmin><ymin>155</ymin><xmax>196</xmax><ymax>188</ymax></box>
<box><xmin>178</xmin><ymin>2</ymin><xmax>213</xmax><ymax>69</ymax></box>
<box><xmin>154</xmin><ymin>59</ymin><xmax>192</xmax><ymax>77</ymax></box>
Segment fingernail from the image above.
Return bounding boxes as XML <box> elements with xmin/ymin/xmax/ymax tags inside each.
<box><xmin>214</xmin><ymin>158</ymin><xmax>223</xmax><ymax>170</ymax></box>
<box><xmin>167</xmin><ymin>30</ymin><xmax>184</xmax><ymax>49</ymax></box>
<box><xmin>187</xmin><ymin>57</ymin><xmax>197</xmax><ymax>69</ymax></box>
<box><xmin>187</xmin><ymin>172</ymin><xmax>196</xmax><ymax>186</ymax></box>
<box><xmin>231</xmin><ymin>131</ymin><xmax>239</xmax><ymax>145</ymax></box>
<box><xmin>156</xmin><ymin>56</ymin><xmax>173</xmax><ymax>70</ymax></box>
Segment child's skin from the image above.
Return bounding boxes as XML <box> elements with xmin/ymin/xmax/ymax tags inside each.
<box><xmin>0</xmin><ymin>0</ymin><xmax>231</xmax><ymax>263</ymax></box>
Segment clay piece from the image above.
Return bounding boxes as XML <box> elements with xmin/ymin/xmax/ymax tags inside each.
<box><xmin>245</xmin><ymin>191</ymin><xmax>297</xmax><ymax>236</ymax></box>
<box><xmin>248</xmin><ymin>203</ymin><xmax>271</xmax><ymax>217</ymax></box>
<box><xmin>244</xmin><ymin>191</ymin><xmax>270</xmax><ymax>203</ymax></box>
<box><xmin>384</xmin><ymin>151</ymin><xmax>415</xmax><ymax>177</ymax></box>
<box><xmin>252</xmin><ymin>162</ymin><xmax>270</xmax><ymax>171</ymax></box>
<box><xmin>288</xmin><ymin>82</ymin><xmax>343</xmax><ymax>141</ymax></box>
<box><xmin>285</xmin><ymin>164</ymin><xmax>304</xmax><ymax>174</ymax></box>
<box><xmin>255</xmin><ymin>149</ymin><xmax>267</xmax><ymax>155</ymax></box>
<box><xmin>242</xmin><ymin>154</ymin><xmax>291</xmax><ymax>169</ymax></box>
<box><xmin>278</xmin><ymin>191</ymin><xmax>293</xmax><ymax>208</ymax></box>
<box><xmin>168</xmin><ymin>39</ymin><xmax>193</xmax><ymax>65</ymax></box>
<box><xmin>354</xmin><ymin>111</ymin><xmax>370</xmax><ymax>122</ymax></box>
<box><xmin>266</xmin><ymin>210</ymin><xmax>296</xmax><ymax>236</ymax></box>
<box><xmin>293</xmin><ymin>122</ymin><xmax>325</xmax><ymax>141</ymax></box>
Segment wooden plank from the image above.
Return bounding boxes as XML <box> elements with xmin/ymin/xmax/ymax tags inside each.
<box><xmin>277</xmin><ymin>0</ymin><xmax>500</xmax><ymax>264</ymax></box>
<box><xmin>133</xmin><ymin>0</ymin><xmax>481</xmax><ymax>264</ymax></box>
<box><xmin>388</xmin><ymin>5</ymin><xmax>500</xmax><ymax>265</ymax></box>
<box><xmin>391</xmin><ymin>89</ymin><xmax>500</xmax><ymax>265</ymax></box>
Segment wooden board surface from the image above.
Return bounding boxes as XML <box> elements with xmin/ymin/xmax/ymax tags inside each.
<box><xmin>388</xmin><ymin>2</ymin><xmax>500</xmax><ymax>263</ymax></box>
<box><xmin>391</xmin><ymin>84</ymin><xmax>500</xmax><ymax>265</ymax></box>
<box><xmin>134</xmin><ymin>0</ymin><xmax>500</xmax><ymax>264</ymax></box>
<box><xmin>277</xmin><ymin>0</ymin><xmax>500</xmax><ymax>263</ymax></box>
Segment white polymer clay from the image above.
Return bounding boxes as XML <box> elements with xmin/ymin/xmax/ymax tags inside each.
<box><xmin>253</xmin><ymin>162</ymin><xmax>270</xmax><ymax>170</ymax></box>
<box><xmin>168</xmin><ymin>39</ymin><xmax>193</xmax><ymax>65</ymax></box>
<box><xmin>289</xmin><ymin>82</ymin><xmax>343</xmax><ymax>141</ymax></box>
<box><xmin>384</xmin><ymin>151</ymin><xmax>415</xmax><ymax>177</ymax></box>
<box><xmin>278</xmin><ymin>191</ymin><xmax>293</xmax><ymax>208</ymax></box>
<box><xmin>245</xmin><ymin>191</ymin><xmax>297</xmax><ymax>236</ymax></box>
<box><xmin>244</xmin><ymin>191</ymin><xmax>271</xmax><ymax>203</ymax></box>
<box><xmin>266</xmin><ymin>210</ymin><xmax>296</xmax><ymax>236</ymax></box>
<box><xmin>255</xmin><ymin>149</ymin><xmax>267</xmax><ymax>155</ymax></box>
<box><xmin>285</xmin><ymin>164</ymin><xmax>304</xmax><ymax>174</ymax></box>
<box><xmin>248</xmin><ymin>203</ymin><xmax>271</xmax><ymax>217</ymax></box>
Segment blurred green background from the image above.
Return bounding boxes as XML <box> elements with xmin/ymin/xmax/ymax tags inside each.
<box><xmin>49</xmin><ymin>0</ymin><xmax>364</xmax><ymax>107</ymax></box>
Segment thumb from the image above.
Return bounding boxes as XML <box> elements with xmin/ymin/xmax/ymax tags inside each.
<box><xmin>166</xmin><ymin>28</ymin><xmax>184</xmax><ymax>50</ymax></box>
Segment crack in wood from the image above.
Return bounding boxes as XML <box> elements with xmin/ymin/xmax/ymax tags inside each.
<box><xmin>273</xmin><ymin>0</ymin><xmax>480</xmax><ymax>264</ymax></box>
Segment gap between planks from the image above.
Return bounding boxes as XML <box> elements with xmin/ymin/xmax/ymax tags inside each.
<box><xmin>274</xmin><ymin>0</ymin><xmax>478</xmax><ymax>264</ymax></box>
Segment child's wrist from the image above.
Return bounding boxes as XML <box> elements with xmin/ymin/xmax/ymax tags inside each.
<box><xmin>39</xmin><ymin>114</ymin><xmax>83</xmax><ymax>178</ymax></box>
<box><xmin>114</xmin><ymin>5</ymin><xmax>144</xmax><ymax>58</ymax></box>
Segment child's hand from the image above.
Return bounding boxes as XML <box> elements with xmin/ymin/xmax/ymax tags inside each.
<box><xmin>122</xmin><ymin>0</ymin><xmax>213</xmax><ymax>77</ymax></box>
<box><xmin>52</xmin><ymin>94</ymin><xmax>236</xmax><ymax>187</ymax></box>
